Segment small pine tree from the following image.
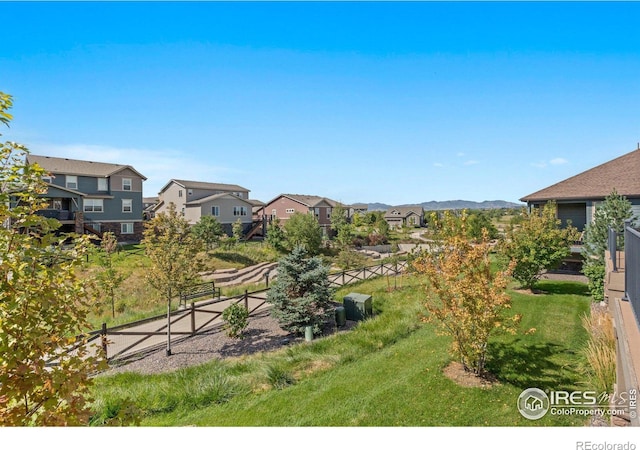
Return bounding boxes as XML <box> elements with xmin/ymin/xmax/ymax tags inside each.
<box><xmin>267</xmin><ymin>246</ymin><xmax>334</xmax><ymax>335</ymax></box>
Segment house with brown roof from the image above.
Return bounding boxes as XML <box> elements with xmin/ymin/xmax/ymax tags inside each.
<box><xmin>26</xmin><ymin>154</ymin><xmax>147</xmax><ymax>242</ymax></box>
<box><xmin>384</xmin><ymin>206</ymin><xmax>425</xmax><ymax>230</ymax></box>
<box><xmin>520</xmin><ymin>148</ymin><xmax>640</xmax><ymax>232</ymax></box>
<box><xmin>260</xmin><ymin>194</ymin><xmax>340</xmax><ymax>236</ymax></box>
<box><xmin>154</xmin><ymin>179</ymin><xmax>258</xmax><ymax>236</ymax></box>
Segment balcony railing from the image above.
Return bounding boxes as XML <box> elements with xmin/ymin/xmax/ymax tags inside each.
<box><xmin>36</xmin><ymin>210</ymin><xmax>75</xmax><ymax>221</ymax></box>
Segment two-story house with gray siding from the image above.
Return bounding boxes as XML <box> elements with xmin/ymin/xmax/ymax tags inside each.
<box><xmin>154</xmin><ymin>179</ymin><xmax>256</xmax><ymax>235</ymax></box>
<box><xmin>26</xmin><ymin>154</ymin><xmax>147</xmax><ymax>242</ymax></box>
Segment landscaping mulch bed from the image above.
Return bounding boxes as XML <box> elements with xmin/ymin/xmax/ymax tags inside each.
<box><xmin>103</xmin><ymin>307</ymin><xmax>357</xmax><ymax>376</ymax></box>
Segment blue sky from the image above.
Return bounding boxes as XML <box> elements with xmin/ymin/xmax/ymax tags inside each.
<box><xmin>2</xmin><ymin>1</ymin><xmax>640</xmax><ymax>205</ymax></box>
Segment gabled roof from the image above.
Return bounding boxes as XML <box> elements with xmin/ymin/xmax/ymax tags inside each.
<box><xmin>185</xmin><ymin>192</ymin><xmax>255</xmax><ymax>206</ymax></box>
<box><xmin>158</xmin><ymin>179</ymin><xmax>249</xmax><ymax>194</ymax></box>
<box><xmin>268</xmin><ymin>194</ymin><xmax>338</xmax><ymax>208</ymax></box>
<box><xmin>520</xmin><ymin>148</ymin><xmax>640</xmax><ymax>202</ymax></box>
<box><xmin>384</xmin><ymin>206</ymin><xmax>424</xmax><ymax>219</ymax></box>
<box><xmin>27</xmin><ymin>154</ymin><xmax>147</xmax><ymax>180</ymax></box>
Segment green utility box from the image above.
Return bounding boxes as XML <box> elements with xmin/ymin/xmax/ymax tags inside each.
<box><xmin>343</xmin><ymin>293</ymin><xmax>372</xmax><ymax>321</ymax></box>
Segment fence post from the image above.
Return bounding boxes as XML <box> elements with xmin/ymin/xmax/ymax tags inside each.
<box><xmin>609</xmin><ymin>227</ymin><xmax>618</xmax><ymax>272</ymax></box>
<box><xmin>342</xmin><ymin>271</ymin><xmax>345</xmax><ymax>286</ymax></box>
<box><xmin>244</xmin><ymin>290</ymin><xmax>249</xmax><ymax>311</ymax></box>
<box><xmin>101</xmin><ymin>322</ymin><xmax>108</xmax><ymax>359</ymax></box>
<box><xmin>190</xmin><ymin>302</ymin><xmax>196</xmax><ymax>336</ymax></box>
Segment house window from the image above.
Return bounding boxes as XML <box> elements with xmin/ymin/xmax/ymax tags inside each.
<box><xmin>121</xmin><ymin>223</ymin><xmax>134</xmax><ymax>234</ymax></box>
<box><xmin>233</xmin><ymin>206</ymin><xmax>247</xmax><ymax>216</ymax></box>
<box><xmin>286</xmin><ymin>208</ymin><xmax>295</xmax><ymax>214</ymax></box>
<box><xmin>84</xmin><ymin>199</ymin><xmax>104</xmax><ymax>212</ymax></box>
<box><xmin>233</xmin><ymin>192</ymin><xmax>244</xmax><ymax>198</ymax></box>
<box><xmin>188</xmin><ymin>189</ymin><xmax>193</xmax><ymax>196</ymax></box>
<box><xmin>42</xmin><ymin>175</ymin><xmax>52</xmax><ymax>183</ymax></box>
<box><xmin>66</xmin><ymin>175</ymin><xmax>78</xmax><ymax>190</ymax></box>
<box><xmin>327</xmin><ymin>208</ymin><xmax>332</xmax><ymax>219</ymax></box>
<box><xmin>314</xmin><ymin>208</ymin><xmax>320</xmax><ymax>218</ymax></box>
<box><xmin>122</xmin><ymin>178</ymin><xmax>132</xmax><ymax>191</ymax></box>
<box><xmin>211</xmin><ymin>206</ymin><xmax>220</xmax><ymax>216</ymax></box>
<box><xmin>122</xmin><ymin>199</ymin><xmax>132</xmax><ymax>213</ymax></box>
<box><xmin>178</xmin><ymin>190</ymin><xmax>183</xmax><ymax>198</ymax></box>
<box><xmin>97</xmin><ymin>178</ymin><xmax>108</xmax><ymax>191</ymax></box>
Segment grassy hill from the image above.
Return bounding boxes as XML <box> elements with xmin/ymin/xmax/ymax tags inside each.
<box><xmin>90</xmin><ymin>275</ymin><xmax>591</xmax><ymax>427</ymax></box>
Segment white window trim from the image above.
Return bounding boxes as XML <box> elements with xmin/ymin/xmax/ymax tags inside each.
<box><xmin>66</xmin><ymin>175</ymin><xmax>78</xmax><ymax>190</ymax></box>
<box><xmin>233</xmin><ymin>206</ymin><xmax>248</xmax><ymax>217</ymax></box>
<box><xmin>286</xmin><ymin>208</ymin><xmax>295</xmax><ymax>214</ymax></box>
<box><xmin>97</xmin><ymin>178</ymin><xmax>108</xmax><ymax>191</ymax></box>
<box><xmin>121</xmin><ymin>223</ymin><xmax>134</xmax><ymax>234</ymax></box>
<box><xmin>84</xmin><ymin>198</ymin><xmax>104</xmax><ymax>213</ymax></box>
<box><xmin>122</xmin><ymin>199</ymin><xmax>133</xmax><ymax>213</ymax></box>
<box><xmin>211</xmin><ymin>206</ymin><xmax>220</xmax><ymax>216</ymax></box>
<box><xmin>122</xmin><ymin>178</ymin><xmax>132</xmax><ymax>191</ymax></box>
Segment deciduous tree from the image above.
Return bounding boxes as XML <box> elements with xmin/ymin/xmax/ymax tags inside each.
<box><xmin>96</xmin><ymin>231</ymin><xmax>125</xmax><ymax>318</ymax></box>
<box><xmin>413</xmin><ymin>219</ymin><xmax>522</xmax><ymax>376</ymax></box>
<box><xmin>0</xmin><ymin>92</ymin><xmax>104</xmax><ymax>425</ymax></box>
<box><xmin>142</xmin><ymin>203</ymin><xmax>202</xmax><ymax>355</ymax></box>
<box><xmin>283</xmin><ymin>212</ymin><xmax>323</xmax><ymax>255</ymax></box>
<box><xmin>500</xmin><ymin>201</ymin><xmax>579</xmax><ymax>290</ymax></box>
<box><xmin>191</xmin><ymin>215</ymin><xmax>224</xmax><ymax>250</ymax></box>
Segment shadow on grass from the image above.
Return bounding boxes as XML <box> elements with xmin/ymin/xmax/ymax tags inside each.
<box><xmin>534</xmin><ymin>281</ymin><xmax>590</xmax><ymax>297</ymax></box>
<box><xmin>213</xmin><ymin>252</ymin><xmax>257</xmax><ymax>267</ymax></box>
<box><xmin>485</xmin><ymin>339</ymin><xmax>582</xmax><ymax>392</ymax></box>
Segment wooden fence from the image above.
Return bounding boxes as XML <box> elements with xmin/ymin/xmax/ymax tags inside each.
<box><xmin>47</xmin><ymin>260</ymin><xmax>409</xmax><ymax>365</ymax></box>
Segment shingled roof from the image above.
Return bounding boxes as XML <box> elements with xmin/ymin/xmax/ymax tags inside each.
<box><xmin>520</xmin><ymin>149</ymin><xmax>640</xmax><ymax>202</ymax></box>
<box><xmin>159</xmin><ymin>179</ymin><xmax>249</xmax><ymax>194</ymax></box>
<box><xmin>26</xmin><ymin>154</ymin><xmax>147</xmax><ymax>180</ymax></box>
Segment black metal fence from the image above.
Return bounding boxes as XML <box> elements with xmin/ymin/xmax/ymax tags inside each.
<box><xmin>624</xmin><ymin>226</ymin><xmax>640</xmax><ymax>327</ymax></box>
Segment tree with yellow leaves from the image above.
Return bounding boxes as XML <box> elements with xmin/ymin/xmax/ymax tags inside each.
<box><xmin>413</xmin><ymin>212</ymin><xmax>523</xmax><ymax>376</ymax></box>
<box><xmin>0</xmin><ymin>92</ymin><xmax>105</xmax><ymax>425</ymax></box>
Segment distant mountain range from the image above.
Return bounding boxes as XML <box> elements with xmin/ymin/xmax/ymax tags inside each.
<box><xmin>366</xmin><ymin>200</ymin><xmax>524</xmax><ymax>211</ymax></box>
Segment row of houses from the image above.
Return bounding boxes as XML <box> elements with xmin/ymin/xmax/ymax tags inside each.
<box><xmin>30</xmin><ymin>146</ymin><xmax>640</xmax><ymax>244</ymax></box>
<box><xmin>24</xmin><ymin>154</ymin><xmax>427</xmax><ymax>242</ymax></box>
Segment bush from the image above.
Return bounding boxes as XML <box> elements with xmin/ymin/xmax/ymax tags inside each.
<box><xmin>222</xmin><ymin>303</ymin><xmax>249</xmax><ymax>339</ymax></box>
<box><xmin>583</xmin><ymin>261</ymin><xmax>606</xmax><ymax>303</ymax></box>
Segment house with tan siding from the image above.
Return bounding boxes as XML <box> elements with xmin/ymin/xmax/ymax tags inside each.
<box><xmin>520</xmin><ymin>148</ymin><xmax>640</xmax><ymax>232</ymax></box>
<box><xmin>154</xmin><ymin>179</ymin><xmax>256</xmax><ymax>235</ymax></box>
<box><xmin>25</xmin><ymin>154</ymin><xmax>147</xmax><ymax>242</ymax></box>
<box><xmin>384</xmin><ymin>206</ymin><xmax>425</xmax><ymax>229</ymax></box>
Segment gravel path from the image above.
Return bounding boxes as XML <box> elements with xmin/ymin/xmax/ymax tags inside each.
<box><xmin>103</xmin><ymin>308</ymin><xmax>356</xmax><ymax>376</ymax></box>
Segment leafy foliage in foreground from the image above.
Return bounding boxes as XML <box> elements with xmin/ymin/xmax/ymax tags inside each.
<box><xmin>0</xmin><ymin>92</ymin><xmax>105</xmax><ymax>425</ymax></box>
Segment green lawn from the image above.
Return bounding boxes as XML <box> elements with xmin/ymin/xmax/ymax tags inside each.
<box><xmin>90</xmin><ymin>275</ymin><xmax>591</xmax><ymax>427</ymax></box>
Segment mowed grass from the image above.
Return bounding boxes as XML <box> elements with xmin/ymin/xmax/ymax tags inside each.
<box><xmin>90</xmin><ymin>275</ymin><xmax>591</xmax><ymax>427</ymax></box>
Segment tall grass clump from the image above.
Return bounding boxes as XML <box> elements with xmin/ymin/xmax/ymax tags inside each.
<box><xmin>581</xmin><ymin>307</ymin><xmax>616</xmax><ymax>394</ymax></box>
